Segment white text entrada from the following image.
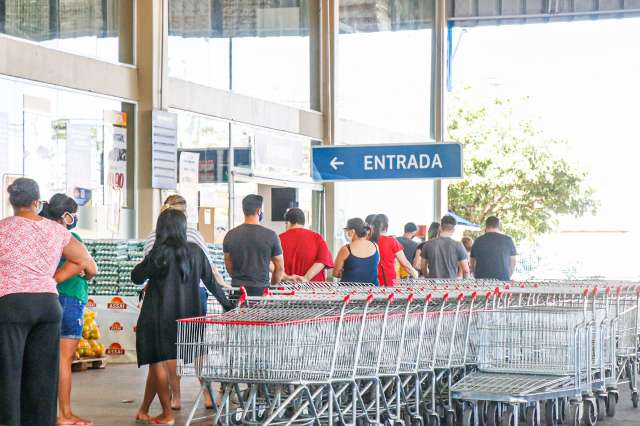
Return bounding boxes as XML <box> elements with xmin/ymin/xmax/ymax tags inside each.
<box><xmin>363</xmin><ymin>154</ymin><xmax>442</xmax><ymax>171</ymax></box>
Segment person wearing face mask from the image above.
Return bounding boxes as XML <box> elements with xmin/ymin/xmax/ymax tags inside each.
<box><xmin>0</xmin><ymin>179</ymin><xmax>96</xmax><ymax>426</ymax></box>
<box><xmin>40</xmin><ymin>193</ymin><xmax>96</xmax><ymax>426</ymax></box>
<box><xmin>223</xmin><ymin>194</ymin><xmax>284</xmax><ymax>296</ymax></box>
<box><xmin>333</xmin><ymin>218</ymin><xmax>380</xmax><ymax>285</ymax></box>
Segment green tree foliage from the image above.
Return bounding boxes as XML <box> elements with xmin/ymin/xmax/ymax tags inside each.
<box><xmin>447</xmin><ymin>93</ymin><xmax>597</xmax><ymax>241</ymax></box>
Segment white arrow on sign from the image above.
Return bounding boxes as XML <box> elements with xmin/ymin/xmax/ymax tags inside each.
<box><xmin>330</xmin><ymin>157</ymin><xmax>344</xmax><ymax>170</ymax></box>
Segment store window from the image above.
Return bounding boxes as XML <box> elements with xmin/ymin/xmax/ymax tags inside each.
<box><xmin>230</xmin><ymin>122</ymin><xmax>316</xmax><ymax>233</ymax></box>
<box><xmin>168</xmin><ymin>0</ymin><xmax>316</xmax><ymax>110</ymax></box>
<box><xmin>337</xmin><ymin>0</ymin><xmax>433</xmax><ymax>139</ymax></box>
<box><xmin>0</xmin><ymin>0</ymin><xmax>135</xmax><ymax>64</ymax></box>
<box><xmin>174</xmin><ymin>110</ymin><xmax>231</xmax><ymax>242</ymax></box>
<box><xmin>333</xmin><ymin>0</ymin><xmax>435</xmax><ymax>239</ymax></box>
<box><xmin>0</xmin><ymin>76</ymin><xmax>135</xmax><ymax>238</ymax></box>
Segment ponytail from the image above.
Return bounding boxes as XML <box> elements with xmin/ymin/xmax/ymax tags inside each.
<box><xmin>346</xmin><ymin>218</ymin><xmax>370</xmax><ymax>239</ymax></box>
<box><xmin>39</xmin><ymin>194</ymin><xmax>77</xmax><ymax>220</ymax></box>
<box><xmin>370</xmin><ymin>214</ymin><xmax>389</xmax><ymax>244</ymax></box>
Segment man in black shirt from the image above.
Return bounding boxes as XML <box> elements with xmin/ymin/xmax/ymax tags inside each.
<box><xmin>470</xmin><ymin>216</ymin><xmax>517</xmax><ymax>281</ymax></box>
<box><xmin>223</xmin><ymin>194</ymin><xmax>284</xmax><ymax>296</ymax></box>
<box><xmin>396</xmin><ymin>222</ymin><xmax>419</xmax><ymax>278</ymax></box>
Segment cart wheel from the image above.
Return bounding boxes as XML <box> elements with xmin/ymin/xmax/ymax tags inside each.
<box><xmin>499</xmin><ymin>408</ymin><xmax>513</xmax><ymax>426</ymax></box>
<box><xmin>559</xmin><ymin>398</ymin><xmax>571</xmax><ymax>424</ymax></box>
<box><xmin>486</xmin><ymin>402</ymin><xmax>500</xmax><ymax>426</ymax></box>
<box><xmin>427</xmin><ymin>413</ymin><xmax>440</xmax><ymax>426</ymax></box>
<box><xmin>545</xmin><ymin>400</ymin><xmax>558</xmax><ymax>426</ymax></box>
<box><xmin>525</xmin><ymin>405</ymin><xmax>539</xmax><ymax>426</ymax></box>
<box><xmin>445</xmin><ymin>409</ymin><xmax>456</xmax><ymax>426</ymax></box>
<box><xmin>568</xmin><ymin>402</ymin><xmax>582</xmax><ymax>426</ymax></box>
<box><xmin>583</xmin><ymin>399</ymin><xmax>597</xmax><ymax>426</ymax></box>
<box><xmin>606</xmin><ymin>391</ymin><xmax>617</xmax><ymax>417</ymax></box>
<box><xmin>596</xmin><ymin>396</ymin><xmax>606</xmax><ymax>421</ymax></box>
<box><xmin>461</xmin><ymin>403</ymin><xmax>473</xmax><ymax>426</ymax></box>
<box><xmin>632</xmin><ymin>391</ymin><xmax>639</xmax><ymax>409</ymax></box>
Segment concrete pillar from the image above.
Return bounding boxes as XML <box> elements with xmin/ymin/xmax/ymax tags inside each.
<box><xmin>431</xmin><ymin>0</ymin><xmax>448</xmax><ymax>221</ymax></box>
<box><xmin>134</xmin><ymin>0</ymin><xmax>166</xmax><ymax>237</ymax></box>
<box><xmin>322</xmin><ymin>0</ymin><xmax>337</xmax><ymax>252</ymax></box>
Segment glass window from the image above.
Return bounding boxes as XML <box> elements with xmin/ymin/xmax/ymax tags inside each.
<box><xmin>174</xmin><ymin>110</ymin><xmax>231</xmax><ymax>242</ymax></box>
<box><xmin>334</xmin><ymin>0</ymin><xmax>435</xmax><ymax>240</ymax></box>
<box><xmin>337</xmin><ymin>0</ymin><xmax>433</xmax><ymax>139</ymax></box>
<box><xmin>0</xmin><ymin>75</ymin><xmax>134</xmax><ymax>238</ymax></box>
<box><xmin>0</xmin><ymin>0</ymin><xmax>135</xmax><ymax>64</ymax></box>
<box><xmin>168</xmin><ymin>0</ymin><xmax>316</xmax><ymax>110</ymax></box>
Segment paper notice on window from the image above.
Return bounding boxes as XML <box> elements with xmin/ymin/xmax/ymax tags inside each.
<box><xmin>204</xmin><ymin>209</ymin><xmax>212</xmax><ymax>225</ymax></box>
<box><xmin>179</xmin><ymin>152</ymin><xmax>200</xmax><ymax>186</ymax></box>
<box><xmin>66</xmin><ymin>122</ymin><xmax>94</xmax><ymax>190</ymax></box>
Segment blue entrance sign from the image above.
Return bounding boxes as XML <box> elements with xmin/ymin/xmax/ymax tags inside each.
<box><xmin>312</xmin><ymin>143</ymin><xmax>463</xmax><ymax>181</ymax></box>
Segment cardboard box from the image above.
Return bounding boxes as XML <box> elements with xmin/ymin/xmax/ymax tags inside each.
<box><xmin>198</xmin><ymin>207</ymin><xmax>215</xmax><ymax>243</ymax></box>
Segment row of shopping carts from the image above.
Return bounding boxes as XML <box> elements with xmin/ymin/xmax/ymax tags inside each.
<box><xmin>177</xmin><ymin>280</ymin><xmax>640</xmax><ymax>426</ymax></box>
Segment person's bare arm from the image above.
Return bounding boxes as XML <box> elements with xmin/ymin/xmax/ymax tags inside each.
<box><xmin>469</xmin><ymin>257</ymin><xmax>476</xmax><ymax>274</ymax></box>
<box><xmin>271</xmin><ymin>255</ymin><xmax>285</xmax><ymax>284</ymax></box>
<box><xmin>413</xmin><ymin>251</ymin><xmax>422</xmax><ymax>270</ymax></box>
<box><xmin>303</xmin><ymin>262</ymin><xmax>326</xmax><ymax>282</ymax></box>
<box><xmin>224</xmin><ymin>253</ymin><xmax>234</xmax><ymax>276</ymax></box>
<box><xmin>509</xmin><ymin>256</ymin><xmax>517</xmax><ymax>279</ymax></box>
<box><xmin>212</xmin><ymin>266</ymin><xmax>232</xmax><ymax>288</ymax></box>
<box><xmin>332</xmin><ymin>246</ymin><xmax>349</xmax><ymax>279</ymax></box>
<box><xmin>60</xmin><ymin>237</ymin><xmax>97</xmax><ymax>280</ymax></box>
<box><xmin>421</xmin><ymin>257</ymin><xmax>429</xmax><ymax>277</ymax></box>
<box><xmin>459</xmin><ymin>260</ymin><xmax>471</xmax><ymax>278</ymax></box>
<box><xmin>395</xmin><ymin>250</ymin><xmax>418</xmax><ymax>279</ymax></box>
<box><xmin>54</xmin><ymin>261</ymin><xmax>84</xmax><ymax>284</ymax></box>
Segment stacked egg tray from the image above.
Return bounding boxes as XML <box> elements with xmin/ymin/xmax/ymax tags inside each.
<box><xmin>84</xmin><ymin>240</ymin><xmax>229</xmax><ymax>296</ymax></box>
<box><xmin>208</xmin><ymin>243</ymin><xmax>231</xmax><ymax>282</ymax></box>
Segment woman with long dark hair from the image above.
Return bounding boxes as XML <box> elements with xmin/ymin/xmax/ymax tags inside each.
<box><xmin>370</xmin><ymin>214</ymin><xmax>418</xmax><ymax>286</ymax></box>
<box><xmin>142</xmin><ymin>194</ymin><xmax>231</xmax><ymax>410</ymax></box>
<box><xmin>41</xmin><ymin>194</ymin><xmax>96</xmax><ymax>426</ymax></box>
<box><xmin>131</xmin><ymin>209</ymin><xmax>233</xmax><ymax>425</ymax></box>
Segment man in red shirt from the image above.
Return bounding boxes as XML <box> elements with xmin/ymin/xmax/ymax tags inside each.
<box><xmin>279</xmin><ymin>208</ymin><xmax>334</xmax><ymax>281</ymax></box>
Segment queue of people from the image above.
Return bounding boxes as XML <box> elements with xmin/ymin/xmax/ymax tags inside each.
<box><xmin>0</xmin><ymin>183</ymin><xmax>517</xmax><ymax>426</ymax></box>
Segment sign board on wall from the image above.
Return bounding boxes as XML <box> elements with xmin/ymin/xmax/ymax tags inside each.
<box><xmin>152</xmin><ymin>111</ymin><xmax>178</xmax><ymax>190</ymax></box>
<box><xmin>312</xmin><ymin>143</ymin><xmax>463</xmax><ymax>181</ymax></box>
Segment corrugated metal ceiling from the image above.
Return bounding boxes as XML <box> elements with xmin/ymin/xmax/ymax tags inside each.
<box><xmin>451</xmin><ymin>0</ymin><xmax>640</xmax><ymax>25</ymax></box>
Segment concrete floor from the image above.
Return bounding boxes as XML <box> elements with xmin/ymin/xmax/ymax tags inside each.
<box><xmin>72</xmin><ymin>364</ymin><xmax>640</xmax><ymax>425</ymax></box>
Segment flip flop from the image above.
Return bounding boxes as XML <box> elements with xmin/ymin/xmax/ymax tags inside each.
<box><xmin>57</xmin><ymin>421</ymin><xmax>93</xmax><ymax>426</ymax></box>
<box><xmin>148</xmin><ymin>418</ymin><xmax>175</xmax><ymax>425</ymax></box>
<box><xmin>135</xmin><ymin>414</ymin><xmax>151</xmax><ymax>424</ymax></box>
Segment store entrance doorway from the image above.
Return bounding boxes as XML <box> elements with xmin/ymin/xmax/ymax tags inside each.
<box><xmin>230</xmin><ymin>174</ymin><xmax>323</xmax><ymax>236</ymax></box>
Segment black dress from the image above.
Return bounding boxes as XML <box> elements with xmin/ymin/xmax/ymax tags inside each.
<box><xmin>131</xmin><ymin>243</ymin><xmax>233</xmax><ymax>366</ymax></box>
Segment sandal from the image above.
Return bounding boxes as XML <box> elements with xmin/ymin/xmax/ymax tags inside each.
<box><xmin>148</xmin><ymin>418</ymin><xmax>175</xmax><ymax>425</ymax></box>
<box><xmin>135</xmin><ymin>413</ymin><xmax>151</xmax><ymax>424</ymax></box>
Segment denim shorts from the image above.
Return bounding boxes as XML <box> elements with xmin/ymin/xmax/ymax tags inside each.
<box><xmin>59</xmin><ymin>295</ymin><xmax>86</xmax><ymax>339</ymax></box>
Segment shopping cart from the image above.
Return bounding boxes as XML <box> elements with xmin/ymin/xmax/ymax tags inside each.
<box><xmin>450</xmin><ymin>305</ymin><xmax>612</xmax><ymax>426</ymax></box>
